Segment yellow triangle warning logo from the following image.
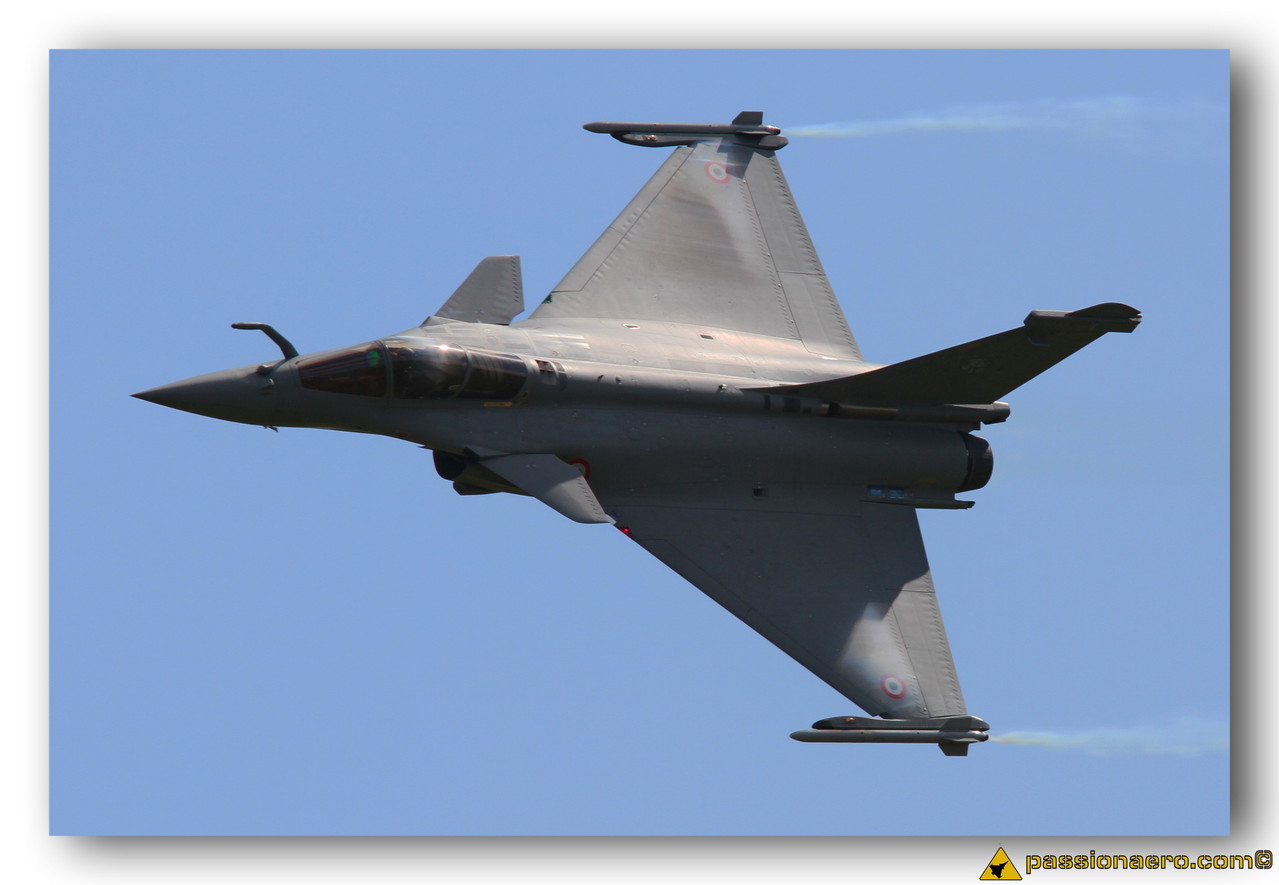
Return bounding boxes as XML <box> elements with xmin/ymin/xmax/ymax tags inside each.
<box><xmin>980</xmin><ymin>848</ymin><xmax>1022</xmax><ymax>881</ymax></box>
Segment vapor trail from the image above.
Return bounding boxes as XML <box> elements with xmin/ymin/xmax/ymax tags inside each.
<box><xmin>785</xmin><ymin>96</ymin><xmax>1140</xmax><ymax>139</ymax></box>
<box><xmin>784</xmin><ymin>95</ymin><xmax>1220</xmax><ymax>155</ymax></box>
<box><xmin>990</xmin><ymin>719</ymin><xmax>1228</xmax><ymax>756</ymax></box>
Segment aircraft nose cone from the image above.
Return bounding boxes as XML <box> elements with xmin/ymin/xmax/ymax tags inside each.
<box><xmin>133</xmin><ymin>365</ymin><xmax>293</xmax><ymax>425</ymax></box>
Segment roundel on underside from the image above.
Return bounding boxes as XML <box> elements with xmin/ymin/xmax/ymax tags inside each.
<box><xmin>881</xmin><ymin>675</ymin><xmax>907</xmax><ymax>699</ymax></box>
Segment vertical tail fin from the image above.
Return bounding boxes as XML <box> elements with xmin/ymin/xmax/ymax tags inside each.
<box><xmin>751</xmin><ymin>302</ymin><xmax>1141</xmax><ymax>405</ymax></box>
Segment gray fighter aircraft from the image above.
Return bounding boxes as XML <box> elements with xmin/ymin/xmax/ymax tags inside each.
<box><xmin>134</xmin><ymin>111</ymin><xmax>1140</xmax><ymax>755</ymax></box>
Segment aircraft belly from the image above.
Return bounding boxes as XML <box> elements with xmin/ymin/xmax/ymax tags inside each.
<box><xmin>568</xmin><ymin>409</ymin><xmax>974</xmax><ymax>493</ymax></box>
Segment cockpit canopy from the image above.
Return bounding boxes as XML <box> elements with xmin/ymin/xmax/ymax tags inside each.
<box><xmin>297</xmin><ymin>339</ymin><xmax>528</xmax><ymax>401</ymax></box>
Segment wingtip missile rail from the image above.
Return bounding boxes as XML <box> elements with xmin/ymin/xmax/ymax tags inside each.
<box><xmin>790</xmin><ymin>715</ymin><xmax>991</xmax><ymax>756</ymax></box>
<box><xmin>584</xmin><ymin>110</ymin><xmax>788</xmax><ymax>149</ymax></box>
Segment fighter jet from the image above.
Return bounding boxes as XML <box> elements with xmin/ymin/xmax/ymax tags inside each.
<box><xmin>134</xmin><ymin>111</ymin><xmax>1140</xmax><ymax>755</ymax></box>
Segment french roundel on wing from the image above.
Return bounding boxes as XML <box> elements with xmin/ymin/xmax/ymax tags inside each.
<box><xmin>880</xmin><ymin>675</ymin><xmax>907</xmax><ymax>699</ymax></box>
<box><xmin>704</xmin><ymin>161</ymin><xmax>730</xmax><ymax>183</ymax></box>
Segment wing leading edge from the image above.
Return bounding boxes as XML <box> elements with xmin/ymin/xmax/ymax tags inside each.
<box><xmin>598</xmin><ymin>481</ymin><xmax>969</xmax><ymax>722</ymax></box>
<box><xmin>529</xmin><ymin>115</ymin><xmax>860</xmax><ymax>359</ymax></box>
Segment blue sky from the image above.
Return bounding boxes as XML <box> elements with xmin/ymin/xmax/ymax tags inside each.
<box><xmin>50</xmin><ymin>50</ymin><xmax>1228</xmax><ymax>837</ymax></box>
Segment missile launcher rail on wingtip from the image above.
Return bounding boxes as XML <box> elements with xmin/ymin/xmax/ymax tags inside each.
<box><xmin>584</xmin><ymin>110</ymin><xmax>789</xmax><ymax>150</ymax></box>
<box><xmin>791</xmin><ymin>715</ymin><xmax>992</xmax><ymax>756</ymax></box>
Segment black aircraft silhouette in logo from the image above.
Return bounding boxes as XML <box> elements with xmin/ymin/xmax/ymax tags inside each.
<box><xmin>988</xmin><ymin>861</ymin><xmax>1010</xmax><ymax>879</ymax></box>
